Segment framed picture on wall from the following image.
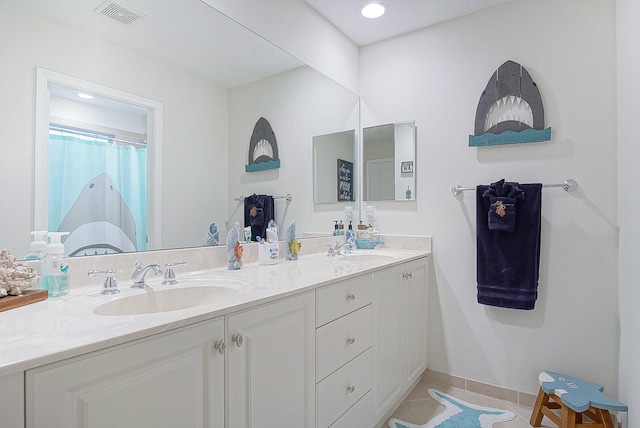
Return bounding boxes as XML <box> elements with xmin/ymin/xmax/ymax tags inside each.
<box><xmin>337</xmin><ymin>159</ymin><xmax>354</xmax><ymax>202</ymax></box>
<box><xmin>401</xmin><ymin>161</ymin><xmax>414</xmax><ymax>174</ymax></box>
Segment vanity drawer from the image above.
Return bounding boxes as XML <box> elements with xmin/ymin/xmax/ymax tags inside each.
<box><xmin>316</xmin><ymin>274</ymin><xmax>371</xmax><ymax>326</ymax></box>
<box><xmin>316</xmin><ymin>348</ymin><xmax>372</xmax><ymax>428</ymax></box>
<box><xmin>316</xmin><ymin>305</ymin><xmax>372</xmax><ymax>381</ymax></box>
<box><xmin>329</xmin><ymin>390</ymin><xmax>372</xmax><ymax>428</ymax></box>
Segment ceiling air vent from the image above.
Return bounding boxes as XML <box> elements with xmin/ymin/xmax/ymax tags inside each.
<box><xmin>94</xmin><ymin>1</ymin><xmax>145</xmax><ymax>26</ymax></box>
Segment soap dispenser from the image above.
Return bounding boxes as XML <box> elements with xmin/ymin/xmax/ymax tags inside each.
<box><xmin>40</xmin><ymin>232</ymin><xmax>70</xmax><ymax>297</ymax></box>
<box><xmin>345</xmin><ymin>221</ymin><xmax>355</xmax><ymax>243</ymax></box>
<box><xmin>333</xmin><ymin>221</ymin><xmax>340</xmax><ymax>236</ymax></box>
<box><xmin>25</xmin><ymin>230</ymin><xmax>47</xmax><ymax>261</ymax></box>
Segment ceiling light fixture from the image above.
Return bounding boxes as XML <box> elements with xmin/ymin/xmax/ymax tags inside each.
<box><xmin>361</xmin><ymin>2</ymin><xmax>386</xmax><ymax>19</ymax></box>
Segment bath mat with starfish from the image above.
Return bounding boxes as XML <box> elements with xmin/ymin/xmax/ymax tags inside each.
<box><xmin>388</xmin><ymin>388</ymin><xmax>516</xmax><ymax>428</ymax></box>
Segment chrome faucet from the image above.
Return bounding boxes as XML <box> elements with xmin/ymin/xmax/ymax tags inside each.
<box><xmin>131</xmin><ymin>262</ymin><xmax>163</xmax><ymax>289</ymax></box>
<box><xmin>327</xmin><ymin>241</ymin><xmax>356</xmax><ymax>257</ymax></box>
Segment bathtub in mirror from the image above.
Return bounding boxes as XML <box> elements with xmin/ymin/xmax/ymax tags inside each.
<box><xmin>363</xmin><ymin>121</ymin><xmax>416</xmax><ymax>202</ymax></box>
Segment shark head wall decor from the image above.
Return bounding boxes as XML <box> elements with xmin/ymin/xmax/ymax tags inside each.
<box><xmin>245</xmin><ymin>116</ymin><xmax>281</xmax><ymax>172</ymax></box>
<box><xmin>469</xmin><ymin>60</ymin><xmax>551</xmax><ymax>147</ymax></box>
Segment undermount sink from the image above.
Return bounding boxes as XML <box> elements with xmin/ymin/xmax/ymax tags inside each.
<box><xmin>93</xmin><ymin>285</ymin><xmax>239</xmax><ymax>316</ymax></box>
<box><xmin>342</xmin><ymin>253</ymin><xmax>395</xmax><ymax>264</ymax></box>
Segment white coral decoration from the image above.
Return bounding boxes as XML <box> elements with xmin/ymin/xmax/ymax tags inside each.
<box><xmin>0</xmin><ymin>249</ymin><xmax>39</xmax><ymax>297</ymax></box>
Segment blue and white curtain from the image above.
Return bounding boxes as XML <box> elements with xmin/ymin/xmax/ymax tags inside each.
<box><xmin>48</xmin><ymin>132</ymin><xmax>147</xmax><ymax>256</ymax></box>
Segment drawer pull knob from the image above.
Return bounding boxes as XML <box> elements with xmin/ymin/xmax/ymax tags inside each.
<box><xmin>346</xmin><ymin>337</ymin><xmax>356</xmax><ymax>345</ymax></box>
<box><xmin>347</xmin><ymin>385</ymin><xmax>356</xmax><ymax>394</ymax></box>
<box><xmin>232</xmin><ymin>332</ymin><xmax>244</xmax><ymax>347</ymax></box>
<box><xmin>214</xmin><ymin>339</ymin><xmax>226</xmax><ymax>355</ymax></box>
<box><xmin>346</xmin><ymin>293</ymin><xmax>356</xmax><ymax>300</ymax></box>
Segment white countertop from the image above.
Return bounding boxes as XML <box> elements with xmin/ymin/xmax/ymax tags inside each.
<box><xmin>0</xmin><ymin>237</ymin><xmax>430</xmax><ymax>377</ymax></box>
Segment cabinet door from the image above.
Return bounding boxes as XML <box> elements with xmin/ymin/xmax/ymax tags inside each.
<box><xmin>26</xmin><ymin>318</ymin><xmax>225</xmax><ymax>428</ymax></box>
<box><xmin>227</xmin><ymin>292</ymin><xmax>315</xmax><ymax>428</ymax></box>
<box><xmin>403</xmin><ymin>257</ymin><xmax>429</xmax><ymax>387</ymax></box>
<box><xmin>371</xmin><ymin>265</ymin><xmax>404</xmax><ymax>421</ymax></box>
<box><xmin>1</xmin><ymin>372</ymin><xmax>24</xmax><ymax>428</ymax></box>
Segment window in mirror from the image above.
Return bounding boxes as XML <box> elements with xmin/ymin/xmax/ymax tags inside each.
<box><xmin>313</xmin><ymin>130</ymin><xmax>356</xmax><ymax>204</ymax></box>
<box><xmin>363</xmin><ymin>121</ymin><xmax>416</xmax><ymax>202</ymax></box>
<box><xmin>35</xmin><ymin>69</ymin><xmax>163</xmax><ymax>256</ymax></box>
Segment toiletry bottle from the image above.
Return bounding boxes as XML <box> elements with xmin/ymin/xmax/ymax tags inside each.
<box><xmin>333</xmin><ymin>221</ymin><xmax>340</xmax><ymax>236</ymax></box>
<box><xmin>40</xmin><ymin>232</ymin><xmax>70</xmax><ymax>298</ymax></box>
<box><xmin>345</xmin><ymin>221</ymin><xmax>355</xmax><ymax>243</ymax></box>
<box><xmin>25</xmin><ymin>230</ymin><xmax>48</xmax><ymax>261</ymax></box>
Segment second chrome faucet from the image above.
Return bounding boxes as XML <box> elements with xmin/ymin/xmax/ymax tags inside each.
<box><xmin>131</xmin><ymin>262</ymin><xmax>163</xmax><ymax>289</ymax></box>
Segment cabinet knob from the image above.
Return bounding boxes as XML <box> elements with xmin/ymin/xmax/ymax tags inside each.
<box><xmin>232</xmin><ymin>332</ymin><xmax>244</xmax><ymax>347</ymax></box>
<box><xmin>402</xmin><ymin>272</ymin><xmax>413</xmax><ymax>280</ymax></box>
<box><xmin>346</xmin><ymin>293</ymin><xmax>356</xmax><ymax>301</ymax></box>
<box><xmin>346</xmin><ymin>385</ymin><xmax>356</xmax><ymax>394</ymax></box>
<box><xmin>346</xmin><ymin>337</ymin><xmax>356</xmax><ymax>345</ymax></box>
<box><xmin>214</xmin><ymin>339</ymin><xmax>226</xmax><ymax>355</ymax></box>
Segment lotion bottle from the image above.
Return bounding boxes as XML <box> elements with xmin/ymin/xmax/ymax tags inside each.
<box><xmin>333</xmin><ymin>221</ymin><xmax>340</xmax><ymax>236</ymax></box>
<box><xmin>40</xmin><ymin>232</ymin><xmax>70</xmax><ymax>297</ymax></box>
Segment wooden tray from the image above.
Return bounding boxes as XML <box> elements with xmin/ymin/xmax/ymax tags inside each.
<box><xmin>0</xmin><ymin>289</ymin><xmax>48</xmax><ymax>312</ymax></box>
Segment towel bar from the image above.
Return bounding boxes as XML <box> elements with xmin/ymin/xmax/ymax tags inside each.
<box><xmin>234</xmin><ymin>193</ymin><xmax>293</xmax><ymax>202</ymax></box>
<box><xmin>451</xmin><ymin>179</ymin><xmax>577</xmax><ymax>196</ymax></box>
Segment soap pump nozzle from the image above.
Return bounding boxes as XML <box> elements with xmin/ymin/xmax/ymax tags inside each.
<box><xmin>46</xmin><ymin>232</ymin><xmax>69</xmax><ymax>256</ymax></box>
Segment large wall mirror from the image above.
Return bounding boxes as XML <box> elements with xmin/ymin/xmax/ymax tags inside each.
<box><xmin>363</xmin><ymin>121</ymin><xmax>416</xmax><ymax>202</ymax></box>
<box><xmin>0</xmin><ymin>0</ymin><xmax>359</xmax><ymax>258</ymax></box>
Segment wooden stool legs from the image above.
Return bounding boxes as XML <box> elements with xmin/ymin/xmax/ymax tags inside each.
<box><xmin>530</xmin><ymin>387</ymin><xmax>615</xmax><ymax>428</ymax></box>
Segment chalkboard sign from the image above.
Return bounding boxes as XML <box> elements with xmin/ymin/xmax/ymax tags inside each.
<box><xmin>337</xmin><ymin>159</ymin><xmax>354</xmax><ymax>202</ymax></box>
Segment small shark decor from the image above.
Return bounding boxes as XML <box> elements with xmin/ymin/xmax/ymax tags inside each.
<box><xmin>388</xmin><ymin>389</ymin><xmax>515</xmax><ymax>428</ymax></box>
<box><xmin>470</xmin><ymin>60</ymin><xmax>551</xmax><ymax>147</ymax></box>
<box><xmin>245</xmin><ymin>117</ymin><xmax>280</xmax><ymax>172</ymax></box>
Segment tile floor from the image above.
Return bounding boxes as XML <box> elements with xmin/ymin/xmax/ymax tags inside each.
<box><xmin>387</xmin><ymin>379</ymin><xmax>556</xmax><ymax>427</ymax></box>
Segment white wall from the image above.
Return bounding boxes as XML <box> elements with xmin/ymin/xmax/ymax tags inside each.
<box><xmin>0</xmin><ymin>2</ymin><xmax>229</xmax><ymax>255</ymax></box>
<box><xmin>200</xmin><ymin>0</ymin><xmax>359</xmax><ymax>93</ymax></box>
<box><xmin>361</xmin><ymin>0</ymin><xmax>619</xmax><ymax>395</ymax></box>
<box><xmin>617</xmin><ymin>0</ymin><xmax>640</xmax><ymax>424</ymax></box>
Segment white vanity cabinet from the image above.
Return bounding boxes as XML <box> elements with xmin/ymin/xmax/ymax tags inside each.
<box><xmin>26</xmin><ymin>317</ymin><xmax>226</xmax><ymax>428</ymax></box>
<box><xmin>226</xmin><ymin>291</ymin><xmax>316</xmax><ymax>428</ymax></box>
<box><xmin>1</xmin><ymin>372</ymin><xmax>24</xmax><ymax>427</ymax></box>
<box><xmin>372</xmin><ymin>257</ymin><xmax>430</xmax><ymax>422</ymax></box>
<box><xmin>315</xmin><ymin>274</ymin><xmax>373</xmax><ymax>428</ymax></box>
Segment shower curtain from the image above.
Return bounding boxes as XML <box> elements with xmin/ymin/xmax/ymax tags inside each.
<box><xmin>48</xmin><ymin>133</ymin><xmax>147</xmax><ymax>256</ymax></box>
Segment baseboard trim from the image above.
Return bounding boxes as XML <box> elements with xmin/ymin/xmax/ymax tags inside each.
<box><xmin>422</xmin><ymin>368</ymin><xmax>538</xmax><ymax>407</ymax></box>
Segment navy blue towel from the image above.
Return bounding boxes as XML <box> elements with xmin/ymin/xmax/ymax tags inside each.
<box><xmin>244</xmin><ymin>194</ymin><xmax>274</xmax><ymax>241</ymax></box>
<box><xmin>476</xmin><ymin>180</ymin><xmax>542</xmax><ymax>310</ymax></box>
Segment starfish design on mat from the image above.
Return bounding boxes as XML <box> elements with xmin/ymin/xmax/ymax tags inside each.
<box><xmin>388</xmin><ymin>389</ymin><xmax>515</xmax><ymax>428</ymax></box>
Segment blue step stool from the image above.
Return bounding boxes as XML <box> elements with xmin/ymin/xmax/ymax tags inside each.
<box><xmin>530</xmin><ymin>371</ymin><xmax>627</xmax><ymax>428</ymax></box>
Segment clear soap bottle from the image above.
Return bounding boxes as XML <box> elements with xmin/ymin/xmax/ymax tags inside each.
<box><xmin>25</xmin><ymin>230</ymin><xmax>47</xmax><ymax>261</ymax></box>
<box><xmin>345</xmin><ymin>221</ymin><xmax>355</xmax><ymax>243</ymax></box>
<box><xmin>333</xmin><ymin>221</ymin><xmax>341</xmax><ymax>236</ymax></box>
<box><xmin>40</xmin><ymin>232</ymin><xmax>70</xmax><ymax>298</ymax></box>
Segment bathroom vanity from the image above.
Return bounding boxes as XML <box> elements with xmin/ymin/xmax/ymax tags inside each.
<box><xmin>0</xmin><ymin>236</ymin><xmax>430</xmax><ymax>428</ymax></box>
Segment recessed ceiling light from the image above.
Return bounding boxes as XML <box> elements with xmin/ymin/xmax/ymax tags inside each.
<box><xmin>362</xmin><ymin>2</ymin><xmax>386</xmax><ymax>19</ymax></box>
<box><xmin>77</xmin><ymin>93</ymin><xmax>94</xmax><ymax>100</ymax></box>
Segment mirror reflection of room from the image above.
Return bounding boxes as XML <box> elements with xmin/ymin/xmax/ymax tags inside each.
<box><xmin>46</xmin><ymin>83</ymin><xmax>151</xmax><ymax>256</ymax></box>
<box><xmin>363</xmin><ymin>121</ymin><xmax>416</xmax><ymax>202</ymax></box>
<box><xmin>312</xmin><ymin>130</ymin><xmax>356</xmax><ymax>204</ymax></box>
